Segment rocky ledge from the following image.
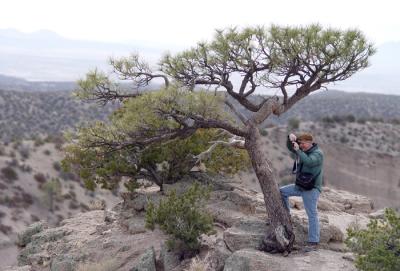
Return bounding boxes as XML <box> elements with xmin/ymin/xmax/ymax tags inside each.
<box><xmin>5</xmin><ymin>177</ymin><xmax>375</xmax><ymax>271</ymax></box>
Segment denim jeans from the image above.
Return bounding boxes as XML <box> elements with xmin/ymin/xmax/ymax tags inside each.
<box><xmin>279</xmin><ymin>184</ymin><xmax>320</xmax><ymax>243</ymax></box>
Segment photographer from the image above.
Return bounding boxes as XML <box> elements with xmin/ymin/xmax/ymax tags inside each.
<box><xmin>280</xmin><ymin>133</ymin><xmax>324</xmax><ymax>251</ymax></box>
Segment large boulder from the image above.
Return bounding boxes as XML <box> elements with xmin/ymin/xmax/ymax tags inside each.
<box><xmin>204</xmin><ymin>239</ymin><xmax>232</xmax><ymax>271</ymax></box>
<box><xmin>223</xmin><ymin>212</ymin><xmax>343</xmax><ymax>252</ymax></box>
<box><xmin>223</xmin><ymin>218</ymin><xmax>268</xmax><ymax>251</ymax></box>
<box><xmin>223</xmin><ymin>249</ymin><xmax>356</xmax><ymax>271</ymax></box>
<box><xmin>291</xmin><ymin>212</ymin><xmax>344</xmax><ymax>245</ymax></box>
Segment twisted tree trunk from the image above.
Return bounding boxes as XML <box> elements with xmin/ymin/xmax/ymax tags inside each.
<box><xmin>245</xmin><ymin>123</ymin><xmax>295</xmax><ymax>253</ymax></box>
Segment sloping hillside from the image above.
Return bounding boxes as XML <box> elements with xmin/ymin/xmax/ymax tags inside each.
<box><xmin>239</xmin><ymin>120</ymin><xmax>400</xmax><ymax>210</ymax></box>
<box><xmin>0</xmin><ymin>89</ymin><xmax>116</xmax><ymax>140</ymax></box>
<box><xmin>0</xmin><ymin>140</ymin><xmax>120</xmax><ymax>267</ymax></box>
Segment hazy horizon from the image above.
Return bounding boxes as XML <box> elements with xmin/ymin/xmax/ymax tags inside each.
<box><xmin>0</xmin><ymin>28</ymin><xmax>399</xmax><ymax>96</ymax></box>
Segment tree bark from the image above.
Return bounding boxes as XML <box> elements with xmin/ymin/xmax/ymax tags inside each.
<box><xmin>245</xmin><ymin>122</ymin><xmax>295</xmax><ymax>253</ymax></box>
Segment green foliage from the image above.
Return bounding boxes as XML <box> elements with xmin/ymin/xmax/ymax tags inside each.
<box><xmin>345</xmin><ymin>208</ymin><xmax>400</xmax><ymax>271</ymax></box>
<box><xmin>63</xmin><ymin>89</ymin><xmax>250</xmax><ymax>192</ymax></box>
<box><xmin>145</xmin><ymin>183</ymin><xmax>214</xmax><ymax>251</ymax></box>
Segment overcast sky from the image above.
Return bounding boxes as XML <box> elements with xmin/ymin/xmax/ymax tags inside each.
<box><xmin>1</xmin><ymin>0</ymin><xmax>399</xmax><ymax>47</ymax></box>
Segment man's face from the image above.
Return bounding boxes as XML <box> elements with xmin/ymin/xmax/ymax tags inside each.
<box><xmin>298</xmin><ymin>140</ymin><xmax>312</xmax><ymax>151</ymax></box>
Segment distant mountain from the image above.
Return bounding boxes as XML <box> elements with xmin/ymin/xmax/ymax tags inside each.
<box><xmin>0</xmin><ymin>29</ymin><xmax>399</xmax><ymax>95</ymax></box>
<box><xmin>0</xmin><ymin>74</ymin><xmax>76</xmax><ymax>92</ymax></box>
<box><xmin>0</xmin><ymin>29</ymin><xmax>170</xmax><ymax>81</ymax></box>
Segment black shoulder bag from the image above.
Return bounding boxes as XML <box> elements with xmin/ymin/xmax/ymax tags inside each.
<box><xmin>293</xmin><ymin>155</ymin><xmax>321</xmax><ymax>190</ymax></box>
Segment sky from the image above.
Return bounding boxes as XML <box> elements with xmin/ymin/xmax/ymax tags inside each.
<box><xmin>1</xmin><ymin>0</ymin><xmax>399</xmax><ymax>47</ymax></box>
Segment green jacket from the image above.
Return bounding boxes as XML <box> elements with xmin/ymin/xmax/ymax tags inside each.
<box><xmin>286</xmin><ymin>136</ymin><xmax>324</xmax><ymax>192</ymax></box>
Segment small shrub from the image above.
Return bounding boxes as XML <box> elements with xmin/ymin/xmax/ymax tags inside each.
<box><xmin>146</xmin><ymin>183</ymin><xmax>214</xmax><ymax>251</ymax></box>
<box><xmin>43</xmin><ymin>149</ymin><xmax>51</xmax><ymax>155</ymax></box>
<box><xmin>18</xmin><ymin>145</ymin><xmax>30</xmax><ymax>159</ymax></box>
<box><xmin>34</xmin><ymin>173</ymin><xmax>47</xmax><ymax>184</ymax></box>
<box><xmin>260</xmin><ymin>129</ymin><xmax>268</xmax><ymax>136</ymax></box>
<box><xmin>288</xmin><ymin>117</ymin><xmax>300</xmax><ymax>130</ymax></box>
<box><xmin>68</xmin><ymin>201</ymin><xmax>80</xmax><ymax>210</ymax></box>
<box><xmin>1</xmin><ymin>166</ymin><xmax>18</xmax><ymax>182</ymax></box>
<box><xmin>53</xmin><ymin>161</ymin><xmax>62</xmax><ymax>171</ymax></box>
<box><xmin>345</xmin><ymin>208</ymin><xmax>400</xmax><ymax>271</ymax></box>
<box><xmin>34</xmin><ymin>137</ymin><xmax>45</xmax><ymax>147</ymax></box>
<box><xmin>340</xmin><ymin>136</ymin><xmax>349</xmax><ymax>144</ymax></box>
<box><xmin>19</xmin><ymin>164</ymin><xmax>32</xmax><ymax>173</ymax></box>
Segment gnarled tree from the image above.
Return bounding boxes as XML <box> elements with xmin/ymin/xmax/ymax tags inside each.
<box><xmin>70</xmin><ymin>24</ymin><xmax>374</xmax><ymax>253</ymax></box>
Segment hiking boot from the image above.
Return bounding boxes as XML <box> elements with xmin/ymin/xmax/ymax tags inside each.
<box><xmin>303</xmin><ymin>242</ymin><xmax>319</xmax><ymax>252</ymax></box>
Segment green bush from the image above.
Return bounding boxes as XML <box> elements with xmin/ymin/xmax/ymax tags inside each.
<box><xmin>345</xmin><ymin>208</ymin><xmax>400</xmax><ymax>271</ymax></box>
<box><xmin>145</xmin><ymin>183</ymin><xmax>214</xmax><ymax>251</ymax></box>
<box><xmin>260</xmin><ymin>129</ymin><xmax>268</xmax><ymax>136</ymax></box>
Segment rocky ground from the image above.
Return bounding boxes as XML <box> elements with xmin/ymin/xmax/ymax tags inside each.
<box><xmin>3</xmin><ymin>175</ymin><xmax>381</xmax><ymax>271</ymax></box>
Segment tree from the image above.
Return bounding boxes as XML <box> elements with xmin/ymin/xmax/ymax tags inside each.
<box><xmin>70</xmin><ymin>24</ymin><xmax>374</xmax><ymax>253</ymax></box>
<box><xmin>42</xmin><ymin>178</ymin><xmax>62</xmax><ymax>212</ymax></box>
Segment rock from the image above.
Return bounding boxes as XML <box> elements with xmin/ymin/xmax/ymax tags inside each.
<box><xmin>204</xmin><ymin>239</ymin><xmax>232</xmax><ymax>271</ymax></box>
<box><xmin>16</xmin><ymin>221</ymin><xmax>47</xmax><ymax>247</ymax></box>
<box><xmin>342</xmin><ymin>252</ymin><xmax>356</xmax><ymax>262</ymax></box>
<box><xmin>207</xmin><ymin>189</ymin><xmax>263</xmax><ymax>227</ymax></box>
<box><xmin>223</xmin><ymin>213</ymin><xmax>343</xmax><ymax>252</ymax></box>
<box><xmin>368</xmin><ymin>208</ymin><xmax>386</xmax><ymax>219</ymax></box>
<box><xmin>224</xmin><ymin>249</ymin><xmax>291</xmax><ymax>271</ymax></box>
<box><xmin>127</xmin><ymin>218</ymin><xmax>147</xmax><ymax>234</ymax></box>
<box><xmin>324</xmin><ymin>212</ymin><xmax>370</xmax><ymax>239</ymax></box>
<box><xmin>50</xmin><ymin>257</ymin><xmax>77</xmax><ymax>271</ymax></box>
<box><xmin>223</xmin><ymin>218</ymin><xmax>269</xmax><ymax>252</ymax></box>
<box><xmin>223</xmin><ymin>249</ymin><xmax>357</xmax><ymax>271</ymax></box>
<box><xmin>291</xmin><ymin>212</ymin><xmax>344</xmax><ymax>245</ymax></box>
<box><xmin>321</xmin><ymin>187</ymin><xmax>374</xmax><ymax>214</ymax></box>
<box><xmin>2</xmin><ymin>266</ymin><xmax>33</xmax><ymax>271</ymax></box>
<box><xmin>104</xmin><ymin>209</ymin><xmax>118</xmax><ymax>223</ymax></box>
<box><xmin>121</xmin><ymin>192</ymin><xmax>161</xmax><ymax>212</ymax></box>
<box><xmin>160</xmin><ymin>243</ymin><xmax>181</xmax><ymax>271</ymax></box>
<box><xmin>131</xmin><ymin>247</ymin><xmax>156</xmax><ymax>271</ymax></box>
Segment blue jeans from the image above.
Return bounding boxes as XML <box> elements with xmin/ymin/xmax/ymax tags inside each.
<box><xmin>279</xmin><ymin>184</ymin><xmax>320</xmax><ymax>243</ymax></box>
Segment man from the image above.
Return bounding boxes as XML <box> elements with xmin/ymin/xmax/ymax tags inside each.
<box><xmin>280</xmin><ymin>132</ymin><xmax>324</xmax><ymax>251</ymax></box>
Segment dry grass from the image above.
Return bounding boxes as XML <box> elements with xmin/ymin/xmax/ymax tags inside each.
<box><xmin>185</xmin><ymin>257</ymin><xmax>208</xmax><ymax>271</ymax></box>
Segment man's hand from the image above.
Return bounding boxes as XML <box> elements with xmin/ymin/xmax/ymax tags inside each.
<box><xmin>289</xmin><ymin>133</ymin><xmax>297</xmax><ymax>142</ymax></box>
<box><xmin>293</xmin><ymin>142</ymin><xmax>300</xmax><ymax>151</ymax></box>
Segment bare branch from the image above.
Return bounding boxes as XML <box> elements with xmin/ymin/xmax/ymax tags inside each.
<box><xmin>195</xmin><ymin>136</ymin><xmax>245</xmax><ymax>162</ymax></box>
